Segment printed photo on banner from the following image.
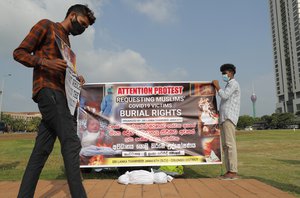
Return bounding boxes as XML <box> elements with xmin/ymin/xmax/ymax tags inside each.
<box><xmin>55</xmin><ymin>34</ymin><xmax>76</xmax><ymax>72</ymax></box>
<box><xmin>77</xmin><ymin>82</ymin><xmax>221</xmax><ymax>168</ymax></box>
<box><xmin>65</xmin><ymin>68</ymin><xmax>81</xmax><ymax>115</ymax></box>
<box><xmin>55</xmin><ymin>33</ymin><xmax>80</xmax><ymax>115</ymax></box>
<box><xmin>190</xmin><ymin>82</ymin><xmax>215</xmax><ymax>96</ymax></box>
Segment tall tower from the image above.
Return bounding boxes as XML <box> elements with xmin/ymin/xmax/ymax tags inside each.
<box><xmin>269</xmin><ymin>0</ymin><xmax>300</xmax><ymax>114</ymax></box>
<box><xmin>251</xmin><ymin>92</ymin><xmax>257</xmax><ymax>118</ymax></box>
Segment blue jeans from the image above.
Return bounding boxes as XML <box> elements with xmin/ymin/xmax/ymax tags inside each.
<box><xmin>18</xmin><ymin>88</ymin><xmax>86</xmax><ymax>198</ymax></box>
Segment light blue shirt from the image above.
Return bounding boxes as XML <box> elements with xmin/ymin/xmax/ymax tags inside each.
<box><xmin>218</xmin><ymin>79</ymin><xmax>240</xmax><ymax>125</ymax></box>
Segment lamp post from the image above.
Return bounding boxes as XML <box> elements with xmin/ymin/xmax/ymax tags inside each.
<box><xmin>0</xmin><ymin>74</ymin><xmax>12</xmax><ymax>121</ymax></box>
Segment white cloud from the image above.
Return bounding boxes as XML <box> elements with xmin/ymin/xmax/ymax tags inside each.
<box><xmin>0</xmin><ymin>1</ymin><xmax>46</xmax><ymax>59</ymax></box>
<box><xmin>76</xmin><ymin>48</ymin><xmax>166</xmax><ymax>83</ymax></box>
<box><xmin>0</xmin><ymin>0</ymin><xmax>187</xmax><ymax>112</ymax></box>
<box><xmin>2</xmin><ymin>0</ymin><xmax>184</xmax><ymax>81</ymax></box>
<box><xmin>0</xmin><ymin>0</ymin><xmax>99</xmax><ymax>59</ymax></box>
<box><xmin>123</xmin><ymin>0</ymin><xmax>177</xmax><ymax>23</ymax></box>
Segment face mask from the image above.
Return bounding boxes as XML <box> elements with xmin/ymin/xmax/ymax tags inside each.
<box><xmin>70</xmin><ymin>16</ymin><xmax>86</xmax><ymax>36</ymax></box>
<box><xmin>222</xmin><ymin>74</ymin><xmax>230</xmax><ymax>82</ymax></box>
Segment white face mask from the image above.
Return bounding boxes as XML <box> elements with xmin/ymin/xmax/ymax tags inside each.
<box><xmin>222</xmin><ymin>74</ymin><xmax>230</xmax><ymax>82</ymax></box>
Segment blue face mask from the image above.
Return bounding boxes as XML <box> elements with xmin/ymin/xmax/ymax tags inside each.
<box><xmin>222</xmin><ymin>74</ymin><xmax>230</xmax><ymax>82</ymax></box>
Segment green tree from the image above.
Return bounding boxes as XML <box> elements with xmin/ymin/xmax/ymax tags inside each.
<box><xmin>1</xmin><ymin>114</ymin><xmax>14</xmax><ymax>132</ymax></box>
<box><xmin>270</xmin><ymin>113</ymin><xmax>279</xmax><ymax>129</ymax></box>
<box><xmin>295</xmin><ymin>111</ymin><xmax>300</xmax><ymax>117</ymax></box>
<box><xmin>269</xmin><ymin>113</ymin><xmax>295</xmax><ymax>129</ymax></box>
<box><xmin>237</xmin><ymin>115</ymin><xmax>255</xmax><ymax>129</ymax></box>
<box><xmin>27</xmin><ymin>117</ymin><xmax>41</xmax><ymax>132</ymax></box>
<box><xmin>1</xmin><ymin>114</ymin><xmax>41</xmax><ymax>132</ymax></box>
<box><xmin>260</xmin><ymin>115</ymin><xmax>272</xmax><ymax>129</ymax></box>
<box><xmin>278</xmin><ymin>112</ymin><xmax>295</xmax><ymax>128</ymax></box>
<box><xmin>13</xmin><ymin>118</ymin><xmax>27</xmax><ymax>131</ymax></box>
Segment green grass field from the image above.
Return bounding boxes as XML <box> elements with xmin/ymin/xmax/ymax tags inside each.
<box><xmin>0</xmin><ymin>130</ymin><xmax>299</xmax><ymax>197</ymax></box>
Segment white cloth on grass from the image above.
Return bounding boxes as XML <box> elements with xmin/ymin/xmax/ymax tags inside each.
<box><xmin>118</xmin><ymin>169</ymin><xmax>173</xmax><ymax>185</ymax></box>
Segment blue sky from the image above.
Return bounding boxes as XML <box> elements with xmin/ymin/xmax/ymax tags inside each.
<box><xmin>0</xmin><ymin>0</ymin><xmax>275</xmax><ymax>116</ymax></box>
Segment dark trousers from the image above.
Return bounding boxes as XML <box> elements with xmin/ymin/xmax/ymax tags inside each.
<box><xmin>17</xmin><ymin>88</ymin><xmax>87</xmax><ymax>198</ymax></box>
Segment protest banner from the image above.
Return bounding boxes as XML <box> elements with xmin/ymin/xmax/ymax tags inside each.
<box><xmin>55</xmin><ymin>34</ymin><xmax>80</xmax><ymax>115</ymax></box>
<box><xmin>77</xmin><ymin>82</ymin><xmax>221</xmax><ymax>168</ymax></box>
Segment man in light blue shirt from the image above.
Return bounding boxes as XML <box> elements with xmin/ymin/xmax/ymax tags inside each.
<box><xmin>213</xmin><ymin>63</ymin><xmax>240</xmax><ymax>180</ymax></box>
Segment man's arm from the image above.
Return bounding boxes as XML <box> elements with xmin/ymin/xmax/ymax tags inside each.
<box><xmin>13</xmin><ymin>19</ymin><xmax>67</xmax><ymax>72</ymax></box>
<box><xmin>212</xmin><ymin>80</ymin><xmax>220</xmax><ymax>91</ymax></box>
<box><xmin>13</xmin><ymin>19</ymin><xmax>50</xmax><ymax>68</ymax></box>
<box><xmin>218</xmin><ymin>81</ymin><xmax>238</xmax><ymax>100</ymax></box>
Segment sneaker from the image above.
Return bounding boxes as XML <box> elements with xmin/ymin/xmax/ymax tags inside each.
<box><xmin>218</xmin><ymin>172</ymin><xmax>239</xmax><ymax>180</ymax></box>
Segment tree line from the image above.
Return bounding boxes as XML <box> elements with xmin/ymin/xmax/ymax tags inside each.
<box><xmin>237</xmin><ymin>112</ymin><xmax>299</xmax><ymax>130</ymax></box>
<box><xmin>1</xmin><ymin>114</ymin><xmax>41</xmax><ymax>132</ymax></box>
<box><xmin>1</xmin><ymin>112</ymin><xmax>298</xmax><ymax>132</ymax></box>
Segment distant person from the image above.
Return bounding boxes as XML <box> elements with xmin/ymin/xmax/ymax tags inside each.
<box><xmin>101</xmin><ymin>87</ymin><xmax>113</xmax><ymax>117</ymax></box>
<box><xmin>212</xmin><ymin>63</ymin><xmax>240</xmax><ymax>180</ymax></box>
<box><xmin>13</xmin><ymin>4</ymin><xmax>96</xmax><ymax>198</ymax></box>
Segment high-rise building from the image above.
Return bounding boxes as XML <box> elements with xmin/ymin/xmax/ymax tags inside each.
<box><xmin>269</xmin><ymin>0</ymin><xmax>300</xmax><ymax>114</ymax></box>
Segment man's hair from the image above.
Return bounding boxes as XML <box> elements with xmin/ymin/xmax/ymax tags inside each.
<box><xmin>66</xmin><ymin>4</ymin><xmax>96</xmax><ymax>25</ymax></box>
<box><xmin>220</xmin><ymin>63</ymin><xmax>236</xmax><ymax>74</ymax></box>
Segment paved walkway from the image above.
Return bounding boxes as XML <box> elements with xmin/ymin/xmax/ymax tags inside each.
<box><xmin>0</xmin><ymin>178</ymin><xmax>295</xmax><ymax>198</ymax></box>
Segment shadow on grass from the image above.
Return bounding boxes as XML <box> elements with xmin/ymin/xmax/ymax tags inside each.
<box><xmin>54</xmin><ymin>166</ymin><xmax>218</xmax><ymax>180</ymax></box>
<box><xmin>241</xmin><ymin>175</ymin><xmax>300</xmax><ymax>196</ymax></box>
<box><xmin>81</xmin><ymin>166</ymin><xmax>159</xmax><ymax>179</ymax></box>
<box><xmin>82</xmin><ymin>168</ymin><xmax>120</xmax><ymax>179</ymax></box>
<box><xmin>0</xmin><ymin>161</ymin><xmax>20</xmax><ymax>170</ymax></box>
<box><xmin>274</xmin><ymin>159</ymin><xmax>300</xmax><ymax>165</ymax></box>
<box><xmin>55</xmin><ymin>166</ymin><xmax>120</xmax><ymax>180</ymax></box>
